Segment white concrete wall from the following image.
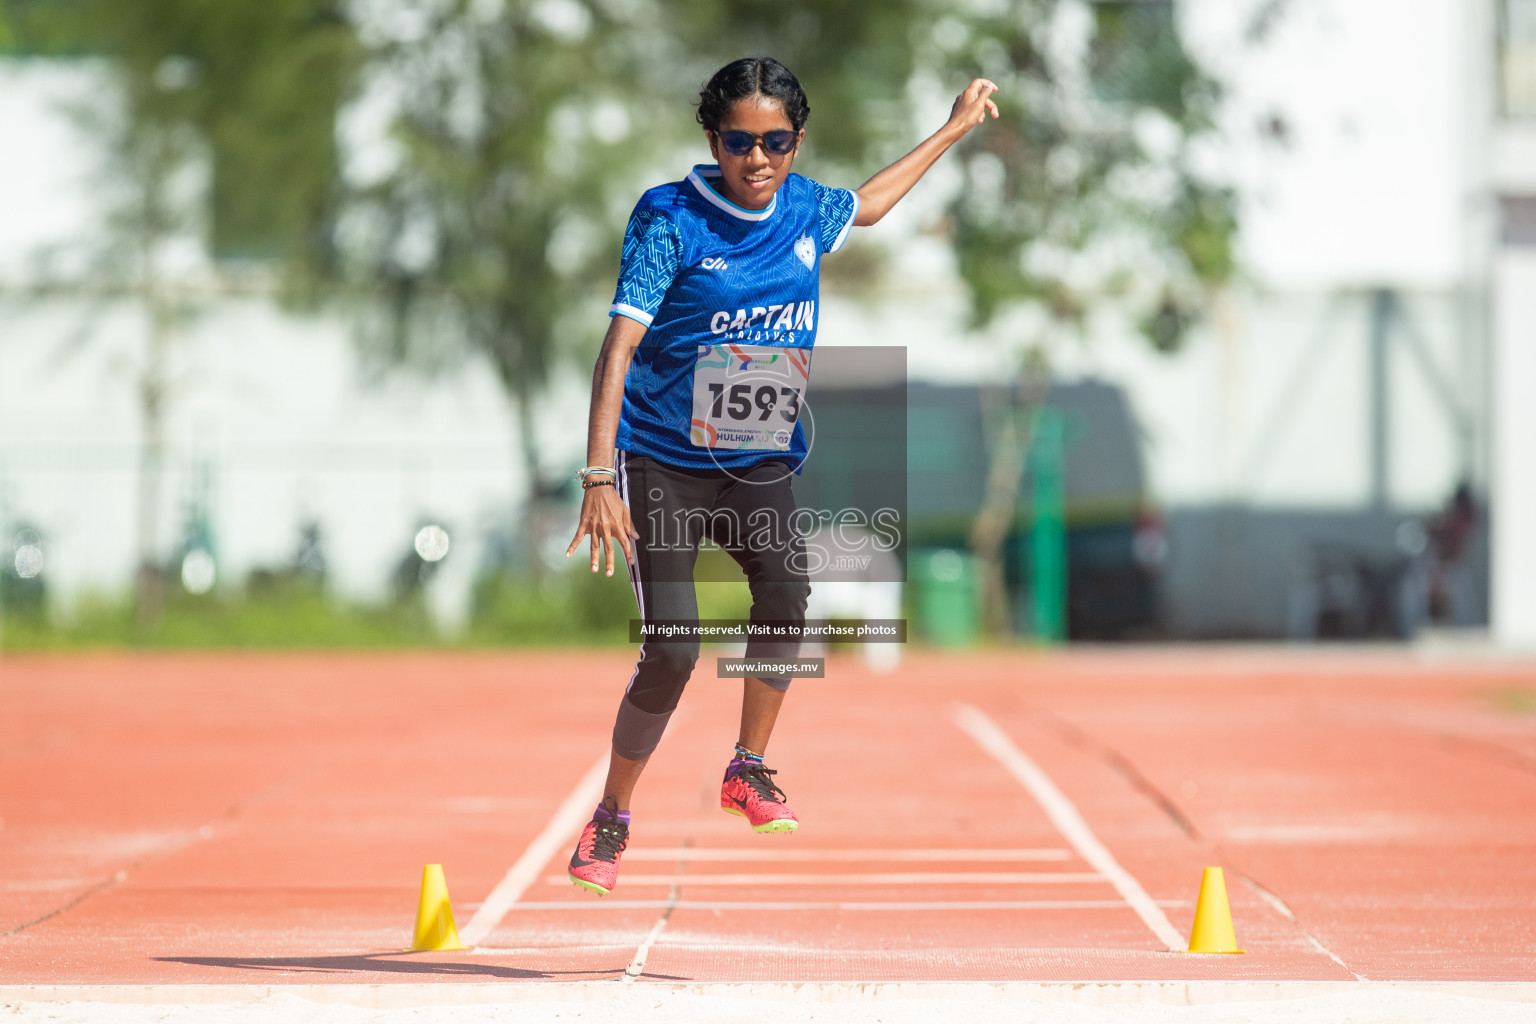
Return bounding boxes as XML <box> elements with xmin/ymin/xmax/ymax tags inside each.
<box><xmin>1492</xmin><ymin>251</ymin><xmax>1536</xmax><ymax>647</ymax></box>
<box><xmin>1491</xmin><ymin>0</ymin><xmax>1536</xmax><ymax>647</ymax></box>
<box><xmin>0</xmin><ymin>61</ymin><xmax>592</xmax><ymax>629</ymax></box>
<box><xmin>0</xmin><ymin>297</ymin><xmax>542</xmax><ymax>629</ymax></box>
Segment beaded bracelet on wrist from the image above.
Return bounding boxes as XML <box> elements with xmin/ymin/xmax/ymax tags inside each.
<box><xmin>575</xmin><ymin>466</ymin><xmax>616</xmax><ymax>484</ymax></box>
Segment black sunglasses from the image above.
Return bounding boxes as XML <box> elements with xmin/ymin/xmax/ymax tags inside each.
<box><xmin>714</xmin><ymin>129</ymin><xmax>799</xmax><ymax>157</ymax></box>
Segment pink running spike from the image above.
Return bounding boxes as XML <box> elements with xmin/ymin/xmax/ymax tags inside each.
<box><xmin>567</xmin><ymin>817</ymin><xmax>629</xmax><ymax>895</ymax></box>
<box><xmin>721</xmin><ymin>762</ymin><xmax>799</xmax><ymax>833</ymax></box>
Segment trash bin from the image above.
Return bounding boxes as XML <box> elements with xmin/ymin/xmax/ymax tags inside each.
<box><xmin>913</xmin><ymin>548</ymin><xmax>979</xmax><ymax>647</ymax></box>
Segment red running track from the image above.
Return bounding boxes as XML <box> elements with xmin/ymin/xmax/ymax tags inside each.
<box><xmin>2</xmin><ymin>648</ymin><xmax>1534</xmax><ymax>985</ymax></box>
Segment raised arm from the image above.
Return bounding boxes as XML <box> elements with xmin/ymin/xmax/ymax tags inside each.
<box><xmin>854</xmin><ymin>78</ymin><xmax>999</xmax><ymax>227</ymax></box>
<box><xmin>566</xmin><ymin>314</ymin><xmax>647</xmax><ymax>576</ymax></box>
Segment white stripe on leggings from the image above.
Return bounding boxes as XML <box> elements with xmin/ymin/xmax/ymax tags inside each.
<box><xmin>618</xmin><ymin>451</ymin><xmax>645</xmax><ymax>695</ymax></box>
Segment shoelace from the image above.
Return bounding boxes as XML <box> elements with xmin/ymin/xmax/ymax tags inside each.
<box><xmin>588</xmin><ymin>821</ymin><xmax>629</xmax><ymax>862</ymax></box>
<box><xmin>735</xmin><ymin>764</ymin><xmax>788</xmax><ymax>804</ymax></box>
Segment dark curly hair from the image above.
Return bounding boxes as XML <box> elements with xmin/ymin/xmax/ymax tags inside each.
<box><xmin>696</xmin><ymin>57</ymin><xmax>810</xmax><ymax>133</ymax></box>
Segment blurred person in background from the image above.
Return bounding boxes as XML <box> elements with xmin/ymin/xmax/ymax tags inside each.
<box><xmin>564</xmin><ymin>56</ymin><xmax>998</xmax><ymax>895</ymax></box>
<box><xmin>1427</xmin><ymin>482</ymin><xmax>1478</xmax><ymax>626</ymax></box>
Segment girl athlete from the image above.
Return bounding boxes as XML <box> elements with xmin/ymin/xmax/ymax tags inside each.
<box><xmin>565</xmin><ymin>57</ymin><xmax>998</xmax><ymax>894</ymax></box>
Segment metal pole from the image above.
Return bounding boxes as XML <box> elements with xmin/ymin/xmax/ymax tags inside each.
<box><xmin>1369</xmin><ymin>288</ymin><xmax>1394</xmax><ymax>511</ymax></box>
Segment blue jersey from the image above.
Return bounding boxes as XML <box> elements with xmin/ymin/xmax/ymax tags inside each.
<box><xmin>609</xmin><ymin>164</ymin><xmax>859</xmax><ymax>469</ymax></box>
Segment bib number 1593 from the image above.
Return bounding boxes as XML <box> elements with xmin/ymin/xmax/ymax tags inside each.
<box><xmin>690</xmin><ymin>344</ymin><xmax>811</xmax><ymax>450</ymax></box>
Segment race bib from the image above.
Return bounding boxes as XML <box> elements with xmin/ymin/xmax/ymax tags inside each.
<box><xmin>690</xmin><ymin>343</ymin><xmax>810</xmax><ymax>450</ymax></box>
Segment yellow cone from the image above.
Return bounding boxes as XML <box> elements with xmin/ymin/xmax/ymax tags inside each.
<box><xmin>1187</xmin><ymin>866</ymin><xmax>1244</xmax><ymax>953</ymax></box>
<box><xmin>408</xmin><ymin>864</ymin><xmax>465</xmax><ymax>951</ymax></box>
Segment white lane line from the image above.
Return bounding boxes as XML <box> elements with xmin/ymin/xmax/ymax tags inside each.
<box><xmin>493</xmin><ymin>899</ymin><xmax>1185</xmax><ymax>913</ymax></box>
<box><xmin>623</xmin><ymin>847</ymin><xmax>690</xmax><ymax>982</ymax></box>
<box><xmin>471</xmin><ymin>944</ymin><xmax>636</xmax><ymax>955</ymax></box>
<box><xmin>622</xmin><ymin>884</ymin><xmax>676</xmax><ymax>982</ymax></box>
<box><xmin>1238</xmin><ymin>875</ymin><xmax>1366</xmax><ymax>980</ymax></box>
<box><xmin>458</xmin><ymin>749</ymin><xmax>609</xmax><ymax>947</ymax></box>
<box><xmin>951</xmin><ymin>703</ymin><xmax>1187</xmax><ymax>953</ymax></box>
<box><xmin>621</xmin><ymin>848</ymin><xmax>1071</xmax><ymax>862</ymax></box>
<box><xmin>545</xmin><ymin>872</ymin><xmax>1103</xmax><ymax>887</ymax></box>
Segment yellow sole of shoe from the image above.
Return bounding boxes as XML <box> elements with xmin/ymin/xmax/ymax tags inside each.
<box><xmin>752</xmin><ymin>817</ymin><xmax>798</xmax><ymax>833</ymax></box>
<box><xmin>568</xmin><ymin>873</ymin><xmax>612</xmax><ymax>896</ymax></box>
<box><xmin>723</xmin><ymin>805</ymin><xmax>798</xmax><ymax>833</ymax></box>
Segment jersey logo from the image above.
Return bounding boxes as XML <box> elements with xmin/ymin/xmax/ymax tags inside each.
<box><xmin>793</xmin><ymin>235</ymin><xmax>815</xmax><ymax>270</ymax></box>
<box><xmin>701</xmin><ymin>256</ymin><xmax>729</xmax><ymax>270</ymax></box>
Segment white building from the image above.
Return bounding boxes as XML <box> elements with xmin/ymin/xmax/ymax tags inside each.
<box><xmin>1490</xmin><ymin>0</ymin><xmax>1536</xmax><ymax>646</ymax></box>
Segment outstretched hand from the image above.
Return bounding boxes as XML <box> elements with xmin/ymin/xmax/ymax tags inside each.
<box><xmin>566</xmin><ymin>484</ymin><xmax>639</xmax><ymax>577</ymax></box>
<box><xmin>852</xmin><ymin>77</ymin><xmax>1001</xmax><ymax>227</ymax></box>
<box><xmin>944</xmin><ymin>78</ymin><xmax>1000</xmax><ymax>137</ymax></box>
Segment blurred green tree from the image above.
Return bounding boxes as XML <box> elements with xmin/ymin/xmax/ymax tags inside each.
<box><xmin>663</xmin><ymin>0</ymin><xmax>925</xmax><ymax>293</ymax></box>
<box><xmin>649</xmin><ymin>2</ymin><xmax>1245</xmax><ymax>638</ymax></box>
<box><xmin>2</xmin><ymin>0</ymin><xmax>360</xmax><ymax>627</ymax></box>
<box><xmin>329</xmin><ymin>0</ymin><xmax>1249</xmax><ymax>624</ymax></box>
<box><xmin>924</xmin><ymin>0</ymin><xmax>1242</xmax><ymax>636</ymax></box>
<box><xmin>3</xmin><ymin>0</ymin><xmax>1252</xmax><ymax>642</ymax></box>
<box><xmin>339</xmin><ymin>0</ymin><xmax>675</xmax><ymax>576</ymax></box>
<box><xmin>345</xmin><ymin>0</ymin><xmax>927</xmax><ymax>576</ymax></box>
<box><xmin>938</xmin><ymin>0</ymin><xmax>1235</xmax><ymax>332</ymax></box>
<box><xmin>667</xmin><ymin>0</ymin><xmax>923</xmax><ymax>173</ymax></box>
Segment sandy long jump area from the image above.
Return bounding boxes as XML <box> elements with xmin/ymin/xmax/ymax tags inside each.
<box><xmin>2</xmin><ymin>647</ymin><xmax>1535</xmax><ymax>1021</ymax></box>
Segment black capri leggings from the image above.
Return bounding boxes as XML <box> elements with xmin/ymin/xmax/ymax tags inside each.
<box><xmin>609</xmin><ymin>450</ymin><xmax>810</xmax><ymax>759</ymax></box>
